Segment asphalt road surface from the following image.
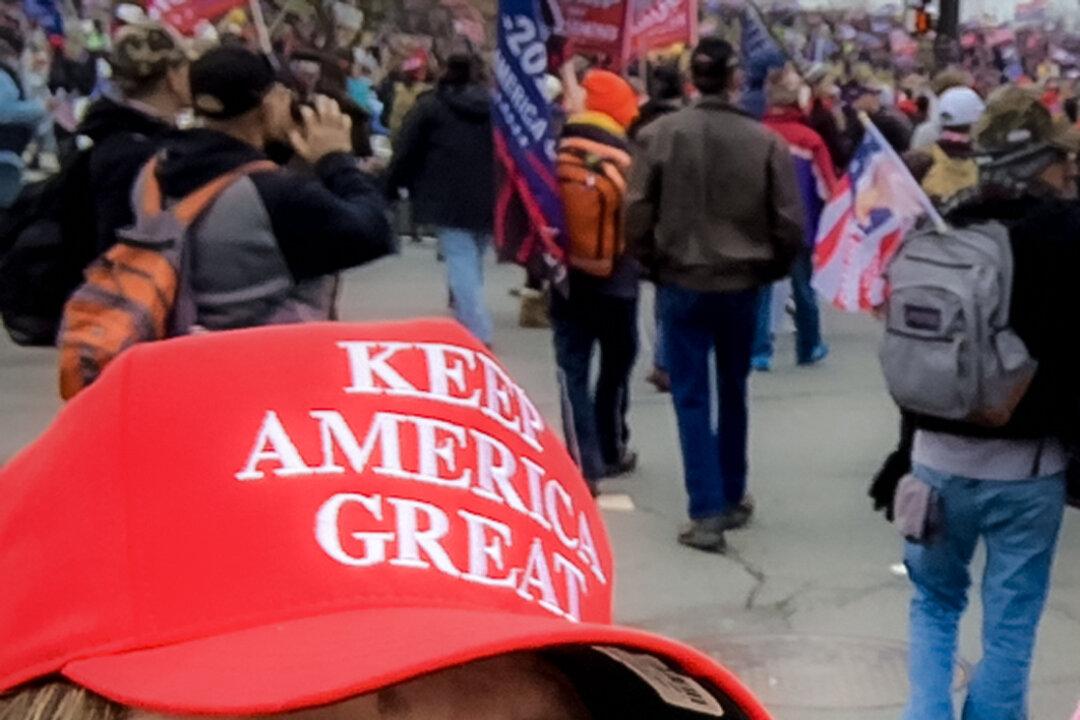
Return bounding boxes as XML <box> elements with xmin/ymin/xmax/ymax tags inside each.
<box><xmin>2</xmin><ymin>240</ymin><xmax>1077</xmax><ymax>719</ymax></box>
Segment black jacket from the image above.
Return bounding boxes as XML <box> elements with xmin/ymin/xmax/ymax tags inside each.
<box><xmin>78</xmin><ymin>96</ymin><xmax>174</xmax><ymax>254</ymax></box>
<box><xmin>842</xmin><ymin>105</ymin><xmax>913</xmax><ymax>158</ymax></box>
<box><xmin>914</xmin><ymin>196</ymin><xmax>1080</xmax><ymax>441</ymax></box>
<box><xmin>157</xmin><ymin>129</ymin><xmax>393</xmax><ymax>282</ymax></box>
<box><xmin>385</xmin><ymin>83</ymin><xmax>494</xmax><ymax>233</ymax></box>
<box><xmin>628</xmin><ymin>98</ymin><xmax>680</xmax><ymax>141</ymax></box>
<box><xmin>808</xmin><ymin>99</ymin><xmax>848</xmax><ymax>171</ymax></box>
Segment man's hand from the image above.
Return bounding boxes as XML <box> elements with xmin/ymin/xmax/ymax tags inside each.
<box><xmin>289</xmin><ymin>95</ymin><xmax>354</xmax><ymax>164</ymax></box>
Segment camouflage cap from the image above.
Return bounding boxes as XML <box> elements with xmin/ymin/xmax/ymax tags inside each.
<box><xmin>930</xmin><ymin>66</ymin><xmax>974</xmax><ymax>96</ymax></box>
<box><xmin>110</xmin><ymin>23</ymin><xmax>188</xmax><ymax>91</ymax></box>
<box><xmin>975</xmin><ymin>85</ymin><xmax>1080</xmax><ymax>155</ymax></box>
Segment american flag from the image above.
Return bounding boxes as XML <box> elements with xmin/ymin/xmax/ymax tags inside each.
<box><xmin>812</xmin><ymin>120</ymin><xmax>941</xmax><ymax>313</ymax></box>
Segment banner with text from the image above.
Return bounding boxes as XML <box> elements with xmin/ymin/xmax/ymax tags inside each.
<box><xmin>624</xmin><ymin>0</ymin><xmax>696</xmax><ymax>62</ymax></box>
<box><xmin>561</xmin><ymin>0</ymin><xmax>626</xmax><ymax>65</ymax></box>
<box><xmin>493</xmin><ymin>0</ymin><xmax>568</xmax><ymax>289</ymax></box>
<box><xmin>559</xmin><ymin>0</ymin><xmax>696</xmax><ymax>70</ymax></box>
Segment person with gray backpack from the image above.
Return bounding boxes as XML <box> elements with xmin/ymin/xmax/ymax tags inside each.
<box><xmin>880</xmin><ymin>86</ymin><xmax>1080</xmax><ymax>720</ymax></box>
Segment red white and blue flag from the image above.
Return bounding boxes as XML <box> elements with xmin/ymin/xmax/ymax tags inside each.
<box><xmin>812</xmin><ymin>119</ymin><xmax>942</xmax><ymax>313</ymax></box>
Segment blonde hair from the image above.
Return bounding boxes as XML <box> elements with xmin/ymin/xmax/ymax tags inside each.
<box><xmin>0</xmin><ymin>681</ymin><xmax>127</xmax><ymax>720</ymax></box>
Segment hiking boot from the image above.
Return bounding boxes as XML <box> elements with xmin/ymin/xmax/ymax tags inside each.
<box><xmin>603</xmin><ymin>450</ymin><xmax>638</xmax><ymax>479</ymax></box>
<box><xmin>646</xmin><ymin>367</ymin><xmax>671</xmax><ymax>392</ymax></box>
<box><xmin>518</xmin><ymin>289</ymin><xmax>550</xmax><ymax>328</ymax></box>
<box><xmin>677</xmin><ymin>517</ymin><xmax>728</xmax><ymax>553</ymax></box>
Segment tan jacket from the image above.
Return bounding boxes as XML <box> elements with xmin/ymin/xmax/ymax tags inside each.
<box><xmin>625</xmin><ymin>97</ymin><xmax>805</xmax><ymax>292</ymax></box>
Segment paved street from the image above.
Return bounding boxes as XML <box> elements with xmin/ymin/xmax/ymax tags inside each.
<box><xmin>2</xmin><ymin>241</ymin><xmax>1078</xmax><ymax>719</ymax></box>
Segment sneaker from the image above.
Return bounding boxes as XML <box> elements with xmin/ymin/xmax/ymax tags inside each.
<box><xmin>751</xmin><ymin>355</ymin><xmax>772</xmax><ymax>372</ymax></box>
<box><xmin>798</xmin><ymin>343</ymin><xmax>829</xmax><ymax>367</ymax></box>
<box><xmin>677</xmin><ymin>517</ymin><xmax>728</xmax><ymax>553</ymax></box>
<box><xmin>719</xmin><ymin>496</ymin><xmax>755</xmax><ymax>531</ymax></box>
<box><xmin>602</xmin><ymin>450</ymin><xmax>638</xmax><ymax>479</ymax></box>
<box><xmin>646</xmin><ymin>368</ymin><xmax>671</xmax><ymax>393</ymax></box>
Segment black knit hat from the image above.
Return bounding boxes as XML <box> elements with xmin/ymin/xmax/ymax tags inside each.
<box><xmin>190</xmin><ymin>46</ymin><xmax>276</xmax><ymax>119</ymax></box>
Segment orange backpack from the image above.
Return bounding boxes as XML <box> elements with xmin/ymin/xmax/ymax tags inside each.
<box><xmin>57</xmin><ymin>157</ymin><xmax>275</xmax><ymax>400</ymax></box>
<box><xmin>556</xmin><ymin>141</ymin><xmax>629</xmax><ymax>278</ymax></box>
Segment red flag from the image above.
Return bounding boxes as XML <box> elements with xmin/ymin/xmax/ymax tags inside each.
<box><xmin>624</xmin><ymin>0</ymin><xmax>696</xmax><ymax>62</ymax></box>
<box><xmin>558</xmin><ymin>0</ymin><xmax>696</xmax><ymax>71</ymax></box>
<box><xmin>148</xmin><ymin>0</ymin><xmax>247</xmax><ymax>33</ymax></box>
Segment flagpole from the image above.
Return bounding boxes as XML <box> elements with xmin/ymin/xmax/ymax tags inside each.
<box><xmin>249</xmin><ymin>0</ymin><xmax>273</xmax><ymax>55</ymax></box>
<box><xmin>858</xmin><ymin>112</ymin><xmax>949</xmax><ymax>233</ymax></box>
<box><xmin>743</xmin><ymin>0</ymin><xmax>807</xmax><ymax>77</ymax></box>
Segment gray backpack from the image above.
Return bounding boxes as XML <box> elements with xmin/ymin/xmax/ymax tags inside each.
<box><xmin>879</xmin><ymin>222</ymin><xmax>1037</xmax><ymax>427</ymax></box>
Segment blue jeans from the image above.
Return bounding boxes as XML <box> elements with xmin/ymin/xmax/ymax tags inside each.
<box><xmin>904</xmin><ymin>464</ymin><xmax>1067</xmax><ymax>720</ymax></box>
<box><xmin>752</xmin><ymin>248</ymin><xmax>823</xmax><ymax>363</ymax></box>
<box><xmin>438</xmin><ymin>228</ymin><xmax>493</xmax><ymax>345</ymax></box>
<box><xmin>659</xmin><ymin>284</ymin><xmax>757</xmax><ymax>519</ymax></box>
<box><xmin>551</xmin><ymin>289</ymin><xmax>638</xmax><ymax>481</ymax></box>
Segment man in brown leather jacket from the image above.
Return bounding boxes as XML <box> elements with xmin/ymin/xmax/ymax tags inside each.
<box><xmin>626</xmin><ymin>37</ymin><xmax>803</xmax><ymax>554</ymax></box>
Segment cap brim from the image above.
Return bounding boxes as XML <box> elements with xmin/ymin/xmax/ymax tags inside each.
<box><xmin>62</xmin><ymin>607</ymin><xmax>767</xmax><ymax>719</ymax></box>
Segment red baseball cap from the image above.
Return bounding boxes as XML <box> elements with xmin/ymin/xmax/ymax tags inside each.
<box><xmin>0</xmin><ymin>320</ymin><xmax>770</xmax><ymax>719</ymax></box>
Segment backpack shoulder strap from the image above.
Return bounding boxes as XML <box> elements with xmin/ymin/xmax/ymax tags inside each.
<box><xmin>171</xmin><ymin>160</ymin><xmax>278</xmax><ymax>224</ymax></box>
<box><xmin>132</xmin><ymin>157</ymin><xmax>279</xmax><ymax>229</ymax></box>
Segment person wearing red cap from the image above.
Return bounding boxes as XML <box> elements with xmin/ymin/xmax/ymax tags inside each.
<box><xmin>552</xmin><ymin>68</ymin><xmax>641</xmax><ymax>488</ymax></box>
<box><xmin>386</xmin><ymin>50</ymin><xmax>431</xmax><ymax>143</ymax></box>
<box><xmin>0</xmin><ymin>320</ymin><xmax>771</xmax><ymax>720</ymax></box>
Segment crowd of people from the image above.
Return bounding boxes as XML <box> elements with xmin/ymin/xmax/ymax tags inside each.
<box><xmin>0</xmin><ymin>0</ymin><xmax>1079</xmax><ymax>718</ymax></box>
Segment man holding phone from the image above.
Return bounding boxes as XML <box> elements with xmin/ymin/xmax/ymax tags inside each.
<box><xmin>150</xmin><ymin>45</ymin><xmax>394</xmax><ymax>331</ymax></box>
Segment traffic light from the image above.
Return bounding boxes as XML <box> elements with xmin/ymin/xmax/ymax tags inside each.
<box><xmin>915</xmin><ymin>6</ymin><xmax>933</xmax><ymax>34</ymax></box>
<box><xmin>907</xmin><ymin>0</ymin><xmax>934</xmax><ymax>35</ymax></box>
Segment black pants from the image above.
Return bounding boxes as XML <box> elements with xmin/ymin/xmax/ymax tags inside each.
<box><xmin>550</xmin><ymin>289</ymin><xmax>638</xmax><ymax>481</ymax></box>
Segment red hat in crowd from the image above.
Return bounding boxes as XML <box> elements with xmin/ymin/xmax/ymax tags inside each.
<box><xmin>0</xmin><ymin>320</ymin><xmax>770</xmax><ymax>719</ymax></box>
<box><xmin>400</xmin><ymin>48</ymin><xmax>428</xmax><ymax>76</ymax></box>
<box><xmin>582</xmin><ymin>69</ymin><xmax>640</xmax><ymax>130</ymax></box>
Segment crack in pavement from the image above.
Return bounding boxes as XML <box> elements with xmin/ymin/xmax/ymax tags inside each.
<box><xmin>725</xmin><ymin>548</ymin><xmax>768</xmax><ymax>611</ymax></box>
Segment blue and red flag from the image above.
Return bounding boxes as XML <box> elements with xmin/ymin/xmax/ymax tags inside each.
<box><xmin>493</xmin><ymin>0</ymin><xmax>568</xmax><ymax>288</ymax></box>
<box><xmin>812</xmin><ymin>118</ymin><xmax>941</xmax><ymax>313</ymax></box>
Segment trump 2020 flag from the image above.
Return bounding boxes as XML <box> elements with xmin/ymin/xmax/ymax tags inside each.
<box><xmin>740</xmin><ymin>3</ymin><xmax>780</xmax><ymax>66</ymax></box>
<box><xmin>493</xmin><ymin>0</ymin><xmax>568</xmax><ymax>289</ymax></box>
<box><xmin>812</xmin><ymin>118</ymin><xmax>943</xmax><ymax>313</ymax></box>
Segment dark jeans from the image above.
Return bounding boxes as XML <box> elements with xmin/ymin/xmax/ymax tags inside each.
<box><xmin>551</xmin><ymin>289</ymin><xmax>639</xmax><ymax>481</ymax></box>
<box><xmin>753</xmin><ymin>248</ymin><xmax>823</xmax><ymax>363</ymax></box>
<box><xmin>653</xmin><ymin>295</ymin><xmax>666</xmax><ymax>371</ymax></box>
<box><xmin>659</xmin><ymin>284</ymin><xmax>757</xmax><ymax>519</ymax></box>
